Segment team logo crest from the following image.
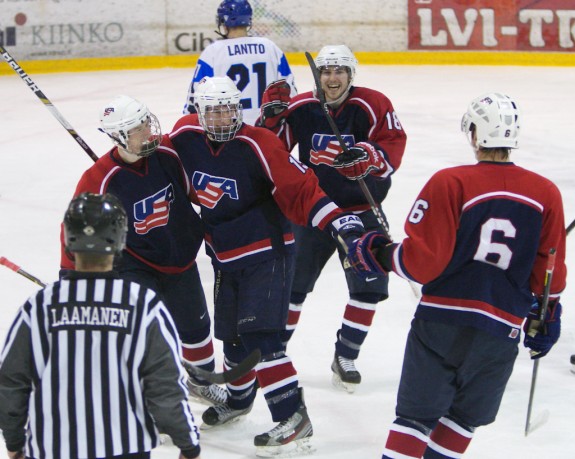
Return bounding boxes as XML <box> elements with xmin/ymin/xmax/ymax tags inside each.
<box><xmin>310</xmin><ymin>133</ymin><xmax>355</xmax><ymax>166</ymax></box>
<box><xmin>192</xmin><ymin>171</ymin><xmax>238</xmax><ymax>209</ymax></box>
<box><xmin>103</xmin><ymin>107</ymin><xmax>115</xmax><ymax>116</ymax></box>
<box><xmin>133</xmin><ymin>184</ymin><xmax>174</xmax><ymax>234</ymax></box>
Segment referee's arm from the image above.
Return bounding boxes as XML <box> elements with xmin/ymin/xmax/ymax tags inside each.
<box><xmin>0</xmin><ymin>313</ymin><xmax>33</xmax><ymax>454</ymax></box>
<box><xmin>142</xmin><ymin>318</ymin><xmax>201</xmax><ymax>459</ymax></box>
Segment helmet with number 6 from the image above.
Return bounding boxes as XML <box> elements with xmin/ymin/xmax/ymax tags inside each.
<box><xmin>217</xmin><ymin>0</ymin><xmax>252</xmax><ymax>30</ymax></box>
<box><xmin>461</xmin><ymin>93</ymin><xmax>521</xmax><ymax>149</ymax></box>
<box><xmin>99</xmin><ymin>95</ymin><xmax>162</xmax><ymax>157</ymax></box>
<box><xmin>194</xmin><ymin>76</ymin><xmax>243</xmax><ymax>142</ymax></box>
<box><xmin>64</xmin><ymin>193</ymin><xmax>128</xmax><ymax>255</ymax></box>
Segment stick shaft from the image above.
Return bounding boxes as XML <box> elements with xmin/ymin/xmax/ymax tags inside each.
<box><xmin>0</xmin><ymin>45</ymin><xmax>98</xmax><ymax>163</ymax></box>
<box><xmin>566</xmin><ymin>218</ymin><xmax>575</xmax><ymax>236</ymax></box>
<box><xmin>524</xmin><ymin>248</ymin><xmax>556</xmax><ymax>436</ymax></box>
<box><xmin>0</xmin><ymin>256</ymin><xmax>46</xmax><ymax>287</ymax></box>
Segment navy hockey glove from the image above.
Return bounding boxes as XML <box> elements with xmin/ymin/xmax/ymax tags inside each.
<box><xmin>259</xmin><ymin>79</ymin><xmax>291</xmax><ymax>130</ymax></box>
<box><xmin>332</xmin><ymin>142</ymin><xmax>392</xmax><ymax>180</ymax></box>
<box><xmin>523</xmin><ymin>298</ymin><xmax>562</xmax><ymax>359</ymax></box>
<box><xmin>347</xmin><ymin>231</ymin><xmax>392</xmax><ymax>279</ymax></box>
<box><xmin>329</xmin><ymin>214</ymin><xmax>365</xmax><ymax>249</ymax></box>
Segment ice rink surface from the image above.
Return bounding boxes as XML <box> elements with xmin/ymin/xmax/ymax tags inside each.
<box><xmin>1</xmin><ymin>62</ymin><xmax>574</xmax><ymax>458</ymax></box>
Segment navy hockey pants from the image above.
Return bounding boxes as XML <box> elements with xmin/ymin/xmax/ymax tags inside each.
<box><xmin>118</xmin><ymin>253</ymin><xmax>210</xmax><ymax>341</ymax></box>
<box><xmin>396</xmin><ymin>319</ymin><xmax>518</xmax><ymax>427</ymax></box>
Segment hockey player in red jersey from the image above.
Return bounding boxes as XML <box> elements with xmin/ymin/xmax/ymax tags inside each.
<box><xmin>339</xmin><ymin>93</ymin><xmax>567</xmax><ymax>459</ymax></box>
<box><xmin>167</xmin><ymin>76</ymin><xmax>367</xmax><ymax>457</ymax></box>
<box><xmin>60</xmin><ymin>95</ymin><xmax>226</xmax><ymax>406</ymax></box>
<box><xmin>258</xmin><ymin>44</ymin><xmax>407</xmax><ymax>392</ymax></box>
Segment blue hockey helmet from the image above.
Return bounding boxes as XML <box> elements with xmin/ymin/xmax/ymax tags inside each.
<box><xmin>216</xmin><ymin>0</ymin><xmax>253</xmax><ymax>29</ymax></box>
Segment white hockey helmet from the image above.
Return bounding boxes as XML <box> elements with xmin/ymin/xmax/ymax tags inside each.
<box><xmin>99</xmin><ymin>95</ymin><xmax>162</xmax><ymax>157</ymax></box>
<box><xmin>194</xmin><ymin>76</ymin><xmax>243</xmax><ymax>142</ymax></box>
<box><xmin>315</xmin><ymin>45</ymin><xmax>357</xmax><ymax>80</ymax></box>
<box><xmin>461</xmin><ymin>93</ymin><xmax>521</xmax><ymax>149</ymax></box>
<box><xmin>314</xmin><ymin>45</ymin><xmax>358</xmax><ymax>105</ymax></box>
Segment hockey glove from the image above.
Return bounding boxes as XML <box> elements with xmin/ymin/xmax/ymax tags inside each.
<box><xmin>329</xmin><ymin>214</ymin><xmax>365</xmax><ymax>249</ymax></box>
<box><xmin>347</xmin><ymin>231</ymin><xmax>392</xmax><ymax>279</ymax></box>
<box><xmin>259</xmin><ymin>79</ymin><xmax>291</xmax><ymax>130</ymax></box>
<box><xmin>332</xmin><ymin>142</ymin><xmax>392</xmax><ymax>180</ymax></box>
<box><xmin>310</xmin><ymin>140</ymin><xmax>343</xmax><ymax>167</ymax></box>
<box><xmin>523</xmin><ymin>298</ymin><xmax>562</xmax><ymax>360</ymax></box>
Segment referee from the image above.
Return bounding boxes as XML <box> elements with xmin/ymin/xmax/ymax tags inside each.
<box><xmin>0</xmin><ymin>193</ymin><xmax>202</xmax><ymax>459</ymax></box>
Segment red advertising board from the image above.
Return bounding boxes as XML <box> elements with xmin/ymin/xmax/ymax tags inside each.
<box><xmin>408</xmin><ymin>0</ymin><xmax>575</xmax><ymax>51</ymax></box>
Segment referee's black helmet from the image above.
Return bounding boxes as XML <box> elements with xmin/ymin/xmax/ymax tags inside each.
<box><xmin>64</xmin><ymin>192</ymin><xmax>127</xmax><ymax>255</ymax></box>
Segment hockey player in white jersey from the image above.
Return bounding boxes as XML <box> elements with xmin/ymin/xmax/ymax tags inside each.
<box><xmin>182</xmin><ymin>0</ymin><xmax>296</xmax><ymax>125</ymax></box>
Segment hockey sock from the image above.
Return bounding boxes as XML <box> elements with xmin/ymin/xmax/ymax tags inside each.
<box><xmin>382</xmin><ymin>417</ymin><xmax>435</xmax><ymax>459</ymax></box>
<box><xmin>258</xmin><ymin>352</ymin><xmax>300</xmax><ymax>422</ymax></box>
<box><xmin>423</xmin><ymin>416</ymin><xmax>474</xmax><ymax>458</ymax></box>
<box><xmin>242</xmin><ymin>331</ymin><xmax>300</xmax><ymax>422</ymax></box>
<box><xmin>223</xmin><ymin>341</ymin><xmax>257</xmax><ymax>410</ymax></box>
<box><xmin>181</xmin><ymin>324</ymin><xmax>215</xmax><ymax>373</ymax></box>
<box><xmin>281</xmin><ymin>302</ymin><xmax>303</xmax><ymax>345</ymax></box>
<box><xmin>336</xmin><ymin>298</ymin><xmax>377</xmax><ymax>359</ymax></box>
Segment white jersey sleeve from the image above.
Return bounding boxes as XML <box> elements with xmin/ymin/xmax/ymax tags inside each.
<box><xmin>183</xmin><ymin>36</ymin><xmax>297</xmax><ymax>125</ymax></box>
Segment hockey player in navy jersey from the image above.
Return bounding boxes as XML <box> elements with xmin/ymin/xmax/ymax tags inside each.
<box><xmin>183</xmin><ymin>0</ymin><xmax>297</xmax><ymax>125</ymax></box>
<box><xmin>342</xmin><ymin>93</ymin><xmax>567</xmax><ymax>459</ymax></box>
<box><xmin>258</xmin><ymin>44</ymin><xmax>407</xmax><ymax>392</ymax></box>
<box><xmin>60</xmin><ymin>95</ymin><xmax>226</xmax><ymax>406</ymax></box>
<box><xmin>167</xmin><ymin>75</ymin><xmax>367</xmax><ymax>457</ymax></box>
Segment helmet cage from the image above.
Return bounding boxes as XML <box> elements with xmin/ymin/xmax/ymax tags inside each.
<box><xmin>100</xmin><ymin>96</ymin><xmax>162</xmax><ymax>157</ymax></box>
<box><xmin>194</xmin><ymin>77</ymin><xmax>243</xmax><ymax>142</ymax></box>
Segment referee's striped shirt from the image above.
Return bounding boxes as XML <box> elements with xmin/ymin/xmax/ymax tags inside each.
<box><xmin>0</xmin><ymin>272</ymin><xmax>200</xmax><ymax>459</ymax></box>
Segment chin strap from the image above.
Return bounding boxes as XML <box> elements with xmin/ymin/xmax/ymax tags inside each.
<box><xmin>98</xmin><ymin>127</ymin><xmax>128</xmax><ymax>150</ymax></box>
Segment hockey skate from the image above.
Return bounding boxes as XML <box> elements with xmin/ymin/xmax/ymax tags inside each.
<box><xmin>571</xmin><ymin>355</ymin><xmax>575</xmax><ymax>375</ymax></box>
<box><xmin>331</xmin><ymin>352</ymin><xmax>361</xmax><ymax>393</ymax></box>
<box><xmin>187</xmin><ymin>379</ymin><xmax>228</xmax><ymax>405</ymax></box>
<box><xmin>254</xmin><ymin>389</ymin><xmax>314</xmax><ymax>457</ymax></box>
<box><xmin>201</xmin><ymin>402</ymin><xmax>253</xmax><ymax>430</ymax></box>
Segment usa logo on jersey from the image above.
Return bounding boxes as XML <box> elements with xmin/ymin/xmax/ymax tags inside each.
<box><xmin>133</xmin><ymin>184</ymin><xmax>174</xmax><ymax>234</ymax></box>
<box><xmin>310</xmin><ymin>133</ymin><xmax>355</xmax><ymax>166</ymax></box>
<box><xmin>192</xmin><ymin>171</ymin><xmax>239</xmax><ymax>209</ymax></box>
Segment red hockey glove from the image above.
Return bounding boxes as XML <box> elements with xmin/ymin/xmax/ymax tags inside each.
<box><xmin>523</xmin><ymin>298</ymin><xmax>562</xmax><ymax>359</ymax></box>
<box><xmin>259</xmin><ymin>79</ymin><xmax>291</xmax><ymax>130</ymax></box>
<box><xmin>310</xmin><ymin>140</ymin><xmax>343</xmax><ymax>167</ymax></box>
<box><xmin>332</xmin><ymin>142</ymin><xmax>391</xmax><ymax>180</ymax></box>
<box><xmin>347</xmin><ymin>231</ymin><xmax>392</xmax><ymax>279</ymax></box>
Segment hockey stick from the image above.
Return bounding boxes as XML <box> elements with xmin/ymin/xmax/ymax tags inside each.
<box><xmin>0</xmin><ymin>45</ymin><xmax>99</xmax><ymax>163</ymax></box>
<box><xmin>0</xmin><ymin>255</ymin><xmax>261</xmax><ymax>385</ymax></box>
<box><xmin>183</xmin><ymin>349</ymin><xmax>261</xmax><ymax>385</ymax></box>
<box><xmin>566</xmin><ymin>218</ymin><xmax>575</xmax><ymax>236</ymax></box>
<box><xmin>304</xmin><ymin>51</ymin><xmax>421</xmax><ymax>298</ymax></box>
<box><xmin>0</xmin><ymin>256</ymin><xmax>46</xmax><ymax>287</ymax></box>
<box><xmin>524</xmin><ymin>247</ymin><xmax>556</xmax><ymax>436</ymax></box>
